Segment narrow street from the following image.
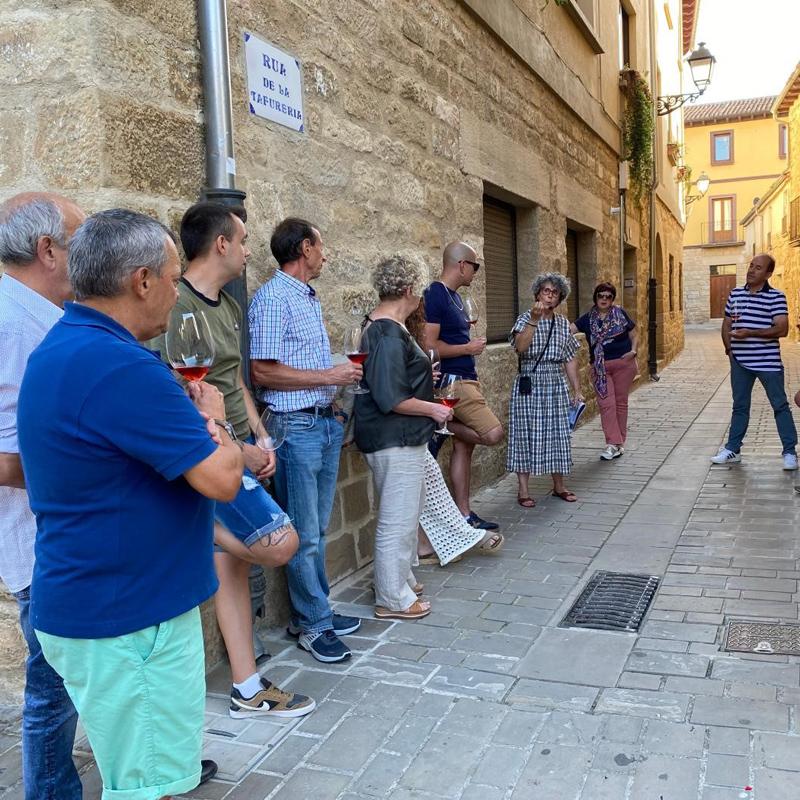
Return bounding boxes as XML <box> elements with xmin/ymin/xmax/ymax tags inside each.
<box><xmin>58</xmin><ymin>326</ymin><xmax>800</xmax><ymax>797</ymax></box>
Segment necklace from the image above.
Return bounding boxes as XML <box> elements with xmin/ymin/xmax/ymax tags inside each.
<box><xmin>442</xmin><ymin>283</ymin><xmax>464</xmax><ymax>311</ymax></box>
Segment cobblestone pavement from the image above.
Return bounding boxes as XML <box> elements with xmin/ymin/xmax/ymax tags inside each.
<box><xmin>4</xmin><ymin>324</ymin><xmax>800</xmax><ymax>799</ymax></box>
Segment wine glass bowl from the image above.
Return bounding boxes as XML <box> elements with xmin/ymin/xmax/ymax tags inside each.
<box><xmin>434</xmin><ymin>373</ymin><xmax>460</xmax><ymax>435</ymax></box>
<box><xmin>343</xmin><ymin>325</ymin><xmax>369</xmax><ymax>394</ymax></box>
<box><xmin>165</xmin><ymin>310</ymin><xmax>215</xmax><ymax>382</ymax></box>
<box><xmin>255</xmin><ymin>407</ymin><xmax>288</xmax><ymax>452</ymax></box>
<box><xmin>463</xmin><ymin>296</ymin><xmax>479</xmax><ymax>328</ymax></box>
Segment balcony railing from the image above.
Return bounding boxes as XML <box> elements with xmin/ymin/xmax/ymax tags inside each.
<box><xmin>700</xmin><ymin>223</ymin><xmax>745</xmax><ymax>247</ymax></box>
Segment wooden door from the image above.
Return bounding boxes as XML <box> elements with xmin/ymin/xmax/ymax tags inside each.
<box><xmin>710</xmin><ymin>274</ymin><xmax>735</xmax><ymax>318</ymax></box>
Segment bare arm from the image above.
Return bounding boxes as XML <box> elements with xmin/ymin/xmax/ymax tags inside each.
<box><xmin>393</xmin><ymin>397</ymin><xmax>451</xmax><ymax>424</ymax></box>
<box><xmin>629</xmin><ymin>327</ymin><xmax>639</xmax><ymax>354</ymax></box>
<box><xmin>564</xmin><ymin>358</ymin><xmax>583</xmax><ymax>400</ymax></box>
<box><xmin>423</xmin><ymin>322</ymin><xmax>485</xmax><ymax>357</ymax></box>
<box><xmin>721</xmin><ymin>316</ymin><xmax>732</xmax><ymax>354</ymax></box>
<box><xmin>183</xmin><ymin>428</ymin><xmax>244</xmax><ymax>502</ymax></box>
<box><xmin>250</xmin><ymin>359</ymin><xmax>361</xmax><ymax>390</ymax></box>
<box><xmin>239</xmin><ymin>370</ymin><xmax>275</xmax><ymax>480</ymax></box>
<box><xmin>731</xmin><ymin>315</ymin><xmax>789</xmax><ymax>341</ymax></box>
<box><xmin>513</xmin><ymin>320</ymin><xmax>537</xmax><ymax>354</ymax></box>
<box><xmin>0</xmin><ymin>453</ymin><xmax>25</xmax><ymax>489</ymax></box>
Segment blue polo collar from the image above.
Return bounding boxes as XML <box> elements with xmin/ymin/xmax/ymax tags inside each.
<box><xmin>61</xmin><ymin>302</ymin><xmax>140</xmax><ymax>345</ymax></box>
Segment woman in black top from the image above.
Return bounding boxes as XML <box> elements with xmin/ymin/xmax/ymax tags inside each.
<box><xmin>355</xmin><ymin>256</ymin><xmax>452</xmax><ymax>620</ymax></box>
<box><xmin>571</xmin><ymin>282</ymin><xmax>638</xmax><ymax>461</ymax></box>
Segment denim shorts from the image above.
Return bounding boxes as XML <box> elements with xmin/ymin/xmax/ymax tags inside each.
<box><xmin>214</xmin><ymin>458</ymin><xmax>292</xmax><ymax>552</ymax></box>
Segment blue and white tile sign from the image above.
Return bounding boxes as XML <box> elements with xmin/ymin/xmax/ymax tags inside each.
<box><xmin>244</xmin><ymin>32</ymin><xmax>304</xmax><ymax>132</ymax></box>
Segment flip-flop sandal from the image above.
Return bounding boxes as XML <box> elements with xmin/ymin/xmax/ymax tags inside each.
<box><xmin>517</xmin><ymin>496</ymin><xmax>536</xmax><ymax>508</ymax></box>
<box><xmin>478</xmin><ymin>531</ymin><xmax>504</xmax><ymax>553</ymax></box>
<box><xmin>374</xmin><ymin>600</ymin><xmax>431</xmax><ymax>620</ymax></box>
<box><xmin>417</xmin><ymin>553</ymin><xmax>462</xmax><ymax>566</ymax></box>
<box><xmin>552</xmin><ymin>490</ymin><xmax>578</xmax><ymax>502</ymax></box>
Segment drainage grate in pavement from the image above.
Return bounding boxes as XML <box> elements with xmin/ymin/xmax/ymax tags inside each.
<box><xmin>725</xmin><ymin>620</ymin><xmax>800</xmax><ymax>656</ymax></box>
<box><xmin>560</xmin><ymin>571</ymin><xmax>660</xmax><ymax>632</ymax></box>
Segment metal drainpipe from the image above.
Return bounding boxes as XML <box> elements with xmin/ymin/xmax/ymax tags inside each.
<box><xmin>646</xmin><ymin>0</ymin><xmax>660</xmax><ymax>380</ymax></box>
<box><xmin>197</xmin><ymin>0</ymin><xmax>269</xmax><ymax>661</ymax></box>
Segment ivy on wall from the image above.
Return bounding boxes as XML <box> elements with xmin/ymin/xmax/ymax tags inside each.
<box><xmin>621</xmin><ymin>70</ymin><xmax>655</xmax><ymax>203</ymax></box>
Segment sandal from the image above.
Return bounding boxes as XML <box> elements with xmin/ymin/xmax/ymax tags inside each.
<box><xmin>552</xmin><ymin>489</ymin><xmax>578</xmax><ymax>502</ymax></box>
<box><xmin>417</xmin><ymin>553</ymin><xmax>462</xmax><ymax>566</ymax></box>
<box><xmin>374</xmin><ymin>600</ymin><xmax>432</xmax><ymax>620</ymax></box>
<box><xmin>412</xmin><ymin>583</ymin><xmax>424</xmax><ymax>596</ymax></box>
<box><xmin>478</xmin><ymin>531</ymin><xmax>504</xmax><ymax>553</ymax></box>
<box><xmin>517</xmin><ymin>496</ymin><xmax>536</xmax><ymax>508</ymax></box>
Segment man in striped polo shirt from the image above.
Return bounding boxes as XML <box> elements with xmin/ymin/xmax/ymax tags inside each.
<box><xmin>711</xmin><ymin>253</ymin><xmax>798</xmax><ymax>469</ymax></box>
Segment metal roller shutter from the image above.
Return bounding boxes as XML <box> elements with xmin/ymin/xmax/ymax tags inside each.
<box><xmin>483</xmin><ymin>198</ymin><xmax>518</xmax><ymax>342</ymax></box>
<box><xmin>565</xmin><ymin>229</ymin><xmax>579</xmax><ymax>322</ymax></box>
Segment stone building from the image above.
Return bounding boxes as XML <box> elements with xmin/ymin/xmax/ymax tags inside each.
<box><xmin>0</xmin><ymin>0</ymin><xmax>694</xmax><ymax>693</ymax></box>
<box><xmin>682</xmin><ymin>97</ymin><xmax>787</xmax><ymax>323</ymax></box>
<box><xmin>741</xmin><ymin>65</ymin><xmax>800</xmax><ymax>342</ymax></box>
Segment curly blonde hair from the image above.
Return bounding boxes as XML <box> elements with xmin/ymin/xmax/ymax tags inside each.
<box><xmin>372</xmin><ymin>254</ymin><xmax>427</xmax><ymax>300</ymax></box>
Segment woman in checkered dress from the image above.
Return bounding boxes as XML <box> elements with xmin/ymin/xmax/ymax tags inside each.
<box><xmin>507</xmin><ymin>273</ymin><xmax>583</xmax><ymax>505</ymax></box>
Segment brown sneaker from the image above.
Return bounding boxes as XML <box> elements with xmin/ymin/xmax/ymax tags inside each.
<box><xmin>229</xmin><ymin>677</ymin><xmax>316</xmax><ymax>719</ymax></box>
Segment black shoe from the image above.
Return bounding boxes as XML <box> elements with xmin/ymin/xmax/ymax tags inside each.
<box><xmin>465</xmin><ymin>512</ymin><xmax>499</xmax><ymax>531</ymax></box>
<box><xmin>200</xmin><ymin>759</ymin><xmax>218</xmax><ymax>785</ymax></box>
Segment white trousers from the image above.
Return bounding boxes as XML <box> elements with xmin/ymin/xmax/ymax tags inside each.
<box><xmin>364</xmin><ymin>444</ymin><xmax>426</xmax><ymax>611</ymax></box>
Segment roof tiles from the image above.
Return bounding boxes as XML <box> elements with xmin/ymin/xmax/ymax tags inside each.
<box><xmin>684</xmin><ymin>96</ymin><xmax>777</xmax><ymax>126</ymax></box>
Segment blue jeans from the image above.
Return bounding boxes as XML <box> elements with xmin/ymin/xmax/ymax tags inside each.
<box><xmin>726</xmin><ymin>356</ymin><xmax>798</xmax><ymax>455</ymax></box>
<box><xmin>272</xmin><ymin>412</ymin><xmax>343</xmax><ymax>633</ymax></box>
<box><xmin>14</xmin><ymin>587</ymin><xmax>81</xmax><ymax>800</ymax></box>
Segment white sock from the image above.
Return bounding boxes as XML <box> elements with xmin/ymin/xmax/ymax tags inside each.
<box><xmin>234</xmin><ymin>672</ymin><xmax>263</xmax><ymax>698</ymax></box>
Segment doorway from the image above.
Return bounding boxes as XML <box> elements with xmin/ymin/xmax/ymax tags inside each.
<box><xmin>709</xmin><ymin>264</ymin><xmax>737</xmax><ymax>318</ymax></box>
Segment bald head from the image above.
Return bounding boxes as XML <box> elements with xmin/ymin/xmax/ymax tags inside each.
<box><xmin>443</xmin><ymin>241</ymin><xmax>477</xmax><ymax>268</ymax></box>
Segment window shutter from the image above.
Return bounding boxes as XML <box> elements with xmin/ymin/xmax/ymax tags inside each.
<box><xmin>483</xmin><ymin>198</ymin><xmax>518</xmax><ymax>342</ymax></box>
<box><xmin>565</xmin><ymin>229</ymin><xmax>579</xmax><ymax>321</ymax></box>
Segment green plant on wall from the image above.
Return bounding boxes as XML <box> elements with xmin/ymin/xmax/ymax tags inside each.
<box><xmin>622</xmin><ymin>71</ymin><xmax>655</xmax><ymax>203</ymax></box>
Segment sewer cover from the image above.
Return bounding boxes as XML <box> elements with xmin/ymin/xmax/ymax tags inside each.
<box><xmin>725</xmin><ymin>620</ymin><xmax>800</xmax><ymax>656</ymax></box>
<box><xmin>560</xmin><ymin>571</ymin><xmax>660</xmax><ymax>632</ymax></box>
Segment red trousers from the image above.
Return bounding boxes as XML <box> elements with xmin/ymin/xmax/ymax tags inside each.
<box><xmin>595</xmin><ymin>356</ymin><xmax>638</xmax><ymax>446</ymax></box>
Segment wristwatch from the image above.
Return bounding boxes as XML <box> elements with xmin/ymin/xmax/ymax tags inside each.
<box><xmin>214</xmin><ymin>419</ymin><xmax>238</xmax><ymax>442</ymax></box>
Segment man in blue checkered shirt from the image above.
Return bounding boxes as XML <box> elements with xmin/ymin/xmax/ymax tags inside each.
<box><xmin>249</xmin><ymin>218</ymin><xmax>363</xmax><ymax>663</ymax></box>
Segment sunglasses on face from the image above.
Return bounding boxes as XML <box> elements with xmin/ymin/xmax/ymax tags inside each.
<box><xmin>596</xmin><ymin>293</ymin><xmax>614</xmax><ymax>300</ymax></box>
<box><xmin>460</xmin><ymin>260</ymin><xmax>480</xmax><ymax>272</ymax></box>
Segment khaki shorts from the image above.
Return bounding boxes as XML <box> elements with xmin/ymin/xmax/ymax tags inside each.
<box><xmin>452</xmin><ymin>379</ymin><xmax>501</xmax><ymax>437</ymax></box>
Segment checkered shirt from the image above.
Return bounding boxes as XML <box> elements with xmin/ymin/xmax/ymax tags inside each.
<box><xmin>248</xmin><ymin>269</ymin><xmax>336</xmax><ymax>411</ymax></box>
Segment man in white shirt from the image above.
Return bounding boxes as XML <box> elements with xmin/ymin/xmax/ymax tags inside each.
<box><xmin>0</xmin><ymin>192</ymin><xmax>84</xmax><ymax>799</ymax></box>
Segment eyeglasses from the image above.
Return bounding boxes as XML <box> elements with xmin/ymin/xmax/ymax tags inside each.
<box><xmin>539</xmin><ymin>287</ymin><xmax>560</xmax><ymax>296</ymax></box>
<box><xmin>460</xmin><ymin>260</ymin><xmax>480</xmax><ymax>272</ymax></box>
<box><xmin>596</xmin><ymin>293</ymin><xmax>614</xmax><ymax>300</ymax></box>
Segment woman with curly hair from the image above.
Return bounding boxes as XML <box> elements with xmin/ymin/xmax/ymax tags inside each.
<box><xmin>571</xmin><ymin>282</ymin><xmax>638</xmax><ymax>461</ymax></box>
<box><xmin>354</xmin><ymin>255</ymin><xmax>452</xmax><ymax>620</ymax></box>
<box><xmin>507</xmin><ymin>272</ymin><xmax>583</xmax><ymax>505</ymax></box>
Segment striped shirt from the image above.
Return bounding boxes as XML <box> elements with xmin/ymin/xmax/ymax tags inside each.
<box><xmin>0</xmin><ymin>275</ymin><xmax>63</xmax><ymax>592</ymax></box>
<box><xmin>725</xmin><ymin>281</ymin><xmax>787</xmax><ymax>372</ymax></box>
<box><xmin>248</xmin><ymin>269</ymin><xmax>336</xmax><ymax>411</ymax></box>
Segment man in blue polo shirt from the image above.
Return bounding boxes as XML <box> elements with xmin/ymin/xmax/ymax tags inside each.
<box><xmin>712</xmin><ymin>253</ymin><xmax>798</xmax><ymax>469</ymax></box>
<box><xmin>18</xmin><ymin>209</ymin><xmax>244</xmax><ymax>800</ymax></box>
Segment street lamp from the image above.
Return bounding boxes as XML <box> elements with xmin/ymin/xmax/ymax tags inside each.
<box><xmin>685</xmin><ymin>171</ymin><xmax>710</xmax><ymax>208</ymax></box>
<box><xmin>657</xmin><ymin>42</ymin><xmax>716</xmax><ymax>116</ymax></box>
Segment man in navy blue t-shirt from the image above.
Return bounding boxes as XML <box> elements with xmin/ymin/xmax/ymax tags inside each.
<box><xmin>423</xmin><ymin>241</ymin><xmax>504</xmax><ymax>534</ymax></box>
<box><xmin>18</xmin><ymin>210</ymin><xmax>244</xmax><ymax>799</ymax></box>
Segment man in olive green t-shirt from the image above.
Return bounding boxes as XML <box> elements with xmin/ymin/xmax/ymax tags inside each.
<box><xmin>151</xmin><ymin>203</ymin><xmax>316</xmax><ymax>721</ymax></box>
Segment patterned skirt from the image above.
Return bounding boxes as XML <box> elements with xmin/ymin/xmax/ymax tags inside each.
<box><xmin>506</xmin><ymin>362</ymin><xmax>572</xmax><ymax>475</ymax></box>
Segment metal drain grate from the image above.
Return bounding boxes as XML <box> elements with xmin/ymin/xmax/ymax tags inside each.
<box><xmin>560</xmin><ymin>571</ymin><xmax>660</xmax><ymax>632</ymax></box>
<box><xmin>725</xmin><ymin>620</ymin><xmax>800</xmax><ymax>656</ymax></box>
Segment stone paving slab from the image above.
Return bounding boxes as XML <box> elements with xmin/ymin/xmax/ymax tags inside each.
<box><xmin>4</xmin><ymin>326</ymin><xmax>800</xmax><ymax>799</ymax></box>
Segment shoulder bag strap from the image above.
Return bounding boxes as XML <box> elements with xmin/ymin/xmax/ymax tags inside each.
<box><xmin>519</xmin><ymin>318</ymin><xmax>555</xmax><ymax>375</ymax></box>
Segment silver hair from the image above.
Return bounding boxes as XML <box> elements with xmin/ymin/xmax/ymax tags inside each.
<box><xmin>0</xmin><ymin>198</ymin><xmax>66</xmax><ymax>266</ymax></box>
<box><xmin>531</xmin><ymin>271</ymin><xmax>571</xmax><ymax>303</ymax></box>
<box><xmin>372</xmin><ymin>254</ymin><xmax>428</xmax><ymax>299</ymax></box>
<box><xmin>68</xmin><ymin>209</ymin><xmax>175</xmax><ymax>300</ymax></box>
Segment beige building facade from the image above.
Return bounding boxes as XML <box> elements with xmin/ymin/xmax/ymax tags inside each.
<box><xmin>0</xmin><ymin>0</ymin><xmax>694</xmax><ymax>692</ymax></box>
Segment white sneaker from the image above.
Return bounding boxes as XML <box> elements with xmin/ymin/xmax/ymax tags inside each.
<box><xmin>783</xmin><ymin>453</ymin><xmax>798</xmax><ymax>471</ymax></box>
<box><xmin>600</xmin><ymin>445</ymin><xmax>622</xmax><ymax>461</ymax></box>
<box><xmin>710</xmin><ymin>447</ymin><xmax>741</xmax><ymax>464</ymax></box>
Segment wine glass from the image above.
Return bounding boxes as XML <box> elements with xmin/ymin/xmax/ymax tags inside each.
<box><xmin>434</xmin><ymin>373</ymin><xmax>460</xmax><ymax>436</ymax></box>
<box><xmin>463</xmin><ymin>296</ymin><xmax>479</xmax><ymax>333</ymax></box>
<box><xmin>343</xmin><ymin>325</ymin><xmax>369</xmax><ymax>394</ymax></box>
<box><xmin>255</xmin><ymin>407</ymin><xmax>288</xmax><ymax>452</ymax></box>
<box><xmin>165</xmin><ymin>310</ymin><xmax>215</xmax><ymax>381</ymax></box>
<box><xmin>427</xmin><ymin>348</ymin><xmax>441</xmax><ymax>377</ymax></box>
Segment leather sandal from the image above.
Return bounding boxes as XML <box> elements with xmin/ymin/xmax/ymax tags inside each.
<box><xmin>374</xmin><ymin>600</ymin><xmax>432</xmax><ymax>620</ymax></box>
<box><xmin>552</xmin><ymin>489</ymin><xmax>578</xmax><ymax>502</ymax></box>
<box><xmin>517</xmin><ymin>496</ymin><xmax>536</xmax><ymax>508</ymax></box>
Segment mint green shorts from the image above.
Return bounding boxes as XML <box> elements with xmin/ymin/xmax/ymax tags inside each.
<box><xmin>37</xmin><ymin>606</ymin><xmax>205</xmax><ymax>800</ymax></box>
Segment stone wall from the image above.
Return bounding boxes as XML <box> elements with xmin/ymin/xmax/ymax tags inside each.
<box><xmin>0</xmin><ymin>0</ymin><xmax>679</xmax><ymax>681</ymax></box>
<box><xmin>655</xmin><ymin>198</ymin><xmax>685</xmax><ymax>367</ymax></box>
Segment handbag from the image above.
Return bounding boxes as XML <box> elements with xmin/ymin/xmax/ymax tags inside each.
<box><xmin>518</xmin><ymin>318</ymin><xmax>554</xmax><ymax>395</ymax></box>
